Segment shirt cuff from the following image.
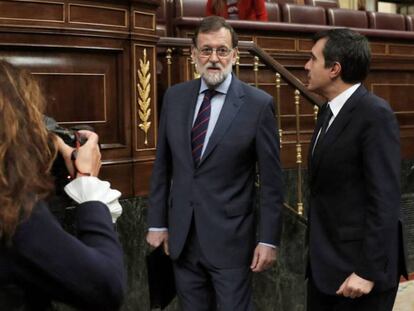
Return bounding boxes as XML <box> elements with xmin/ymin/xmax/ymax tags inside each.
<box><xmin>148</xmin><ymin>227</ymin><xmax>168</xmax><ymax>232</ymax></box>
<box><xmin>259</xmin><ymin>242</ymin><xmax>276</xmax><ymax>249</ymax></box>
<box><xmin>64</xmin><ymin>176</ymin><xmax>122</xmax><ymax>223</ymax></box>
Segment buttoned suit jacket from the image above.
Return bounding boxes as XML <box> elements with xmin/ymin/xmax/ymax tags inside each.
<box><xmin>148</xmin><ymin>75</ymin><xmax>283</xmax><ymax>269</ymax></box>
<box><xmin>307</xmin><ymin>85</ymin><xmax>408</xmax><ymax>295</ymax></box>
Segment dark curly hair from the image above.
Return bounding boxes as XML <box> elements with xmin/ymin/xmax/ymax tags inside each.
<box><xmin>0</xmin><ymin>60</ymin><xmax>57</xmax><ymax>241</ymax></box>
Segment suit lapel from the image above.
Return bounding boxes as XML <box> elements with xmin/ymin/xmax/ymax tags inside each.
<box><xmin>310</xmin><ymin>85</ymin><xmax>368</xmax><ymax>177</ymax></box>
<box><xmin>185</xmin><ymin>79</ymin><xmax>202</xmax><ymax>165</ymax></box>
<box><xmin>198</xmin><ymin>76</ymin><xmax>244</xmax><ymax>167</ymax></box>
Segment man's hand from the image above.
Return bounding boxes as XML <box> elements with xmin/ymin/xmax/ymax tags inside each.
<box><xmin>336</xmin><ymin>272</ymin><xmax>374</xmax><ymax>299</ymax></box>
<box><xmin>250</xmin><ymin>244</ymin><xmax>277</xmax><ymax>272</ymax></box>
<box><xmin>146</xmin><ymin>231</ymin><xmax>169</xmax><ymax>255</ymax></box>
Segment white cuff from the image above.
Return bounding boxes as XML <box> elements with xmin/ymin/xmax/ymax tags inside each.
<box><xmin>148</xmin><ymin>227</ymin><xmax>168</xmax><ymax>232</ymax></box>
<box><xmin>259</xmin><ymin>242</ymin><xmax>276</xmax><ymax>249</ymax></box>
<box><xmin>64</xmin><ymin>176</ymin><xmax>122</xmax><ymax>223</ymax></box>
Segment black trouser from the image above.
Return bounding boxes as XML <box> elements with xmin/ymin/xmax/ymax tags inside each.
<box><xmin>173</xmin><ymin>222</ymin><xmax>253</xmax><ymax>311</ymax></box>
<box><xmin>307</xmin><ymin>272</ymin><xmax>398</xmax><ymax>311</ymax></box>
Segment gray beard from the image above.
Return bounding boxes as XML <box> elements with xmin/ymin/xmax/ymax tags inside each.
<box><xmin>203</xmin><ymin>71</ymin><xmax>226</xmax><ymax>87</ymax></box>
<box><xmin>199</xmin><ymin>63</ymin><xmax>233</xmax><ymax>87</ymax></box>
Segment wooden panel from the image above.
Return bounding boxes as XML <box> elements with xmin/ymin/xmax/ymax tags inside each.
<box><xmin>134</xmin><ymin>10</ymin><xmax>155</xmax><ymax>31</ymax></box>
<box><xmin>0</xmin><ymin>48</ymin><xmax>126</xmax><ymax>155</ymax></box>
<box><xmin>389</xmin><ymin>44</ymin><xmax>414</xmax><ymax>57</ymax></box>
<box><xmin>298</xmin><ymin>39</ymin><xmax>313</xmax><ymax>52</ymax></box>
<box><xmin>0</xmin><ymin>0</ymin><xmax>64</xmax><ymax>22</ymax></box>
<box><xmin>133</xmin><ymin>161</ymin><xmax>153</xmax><ymax>196</ymax></box>
<box><xmin>100</xmin><ymin>162</ymin><xmax>134</xmax><ymax>198</ymax></box>
<box><xmin>0</xmin><ymin>0</ymin><xmax>160</xmax><ymax>197</ymax></box>
<box><xmin>238</xmin><ymin>35</ymin><xmax>254</xmax><ymax>42</ymax></box>
<box><xmin>35</xmin><ymin>73</ymin><xmax>106</xmax><ymax>123</ymax></box>
<box><xmin>370</xmin><ymin>43</ymin><xmax>387</xmax><ymax>55</ymax></box>
<box><xmin>69</xmin><ymin>3</ymin><xmax>127</xmax><ymax>27</ymax></box>
<box><xmin>371</xmin><ymin>84</ymin><xmax>414</xmax><ymax>112</ymax></box>
<box><xmin>256</xmin><ymin>36</ymin><xmax>296</xmax><ymax>51</ymax></box>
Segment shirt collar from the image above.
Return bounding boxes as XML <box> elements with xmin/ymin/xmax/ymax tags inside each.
<box><xmin>328</xmin><ymin>83</ymin><xmax>361</xmax><ymax>117</ymax></box>
<box><xmin>199</xmin><ymin>73</ymin><xmax>232</xmax><ymax>95</ymax></box>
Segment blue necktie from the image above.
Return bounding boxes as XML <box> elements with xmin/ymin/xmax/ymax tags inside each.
<box><xmin>191</xmin><ymin>89</ymin><xmax>217</xmax><ymax>165</ymax></box>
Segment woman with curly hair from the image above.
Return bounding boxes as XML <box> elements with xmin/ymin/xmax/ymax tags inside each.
<box><xmin>0</xmin><ymin>60</ymin><xmax>125</xmax><ymax>310</ymax></box>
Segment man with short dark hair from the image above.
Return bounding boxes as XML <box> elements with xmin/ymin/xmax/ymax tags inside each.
<box><xmin>305</xmin><ymin>28</ymin><xmax>407</xmax><ymax>311</ymax></box>
<box><xmin>146</xmin><ymin>16</ymin><xmax>283</xmax><ymax>310</ymax></box>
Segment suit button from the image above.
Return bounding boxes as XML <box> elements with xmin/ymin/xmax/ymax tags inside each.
<box><xmin>189</xmin><ymin>201</ymin><xmax>194</xmax><ymax>206</ymax></box>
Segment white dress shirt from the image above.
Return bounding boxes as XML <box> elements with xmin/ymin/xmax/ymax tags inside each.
<box><xmin>313</xmin><ymin>83</ymin><xmax>361</xmax><ymax>151</ymax></box>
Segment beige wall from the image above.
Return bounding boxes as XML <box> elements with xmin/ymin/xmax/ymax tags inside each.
<box><xmin>378</xmin><ymin>1</ymin><xmax>397</xmax><ymax>13</ymax></box>
<box><xmin>339</xmin><ymin>0</ymin><xmax>357</xmax><ymax>9</ymax></box>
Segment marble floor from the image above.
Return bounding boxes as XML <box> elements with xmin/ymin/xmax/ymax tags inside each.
<box><xmin>394</xmin><ymin>280</ymin><xmax>414</xmax><ymax>311</ymax></box>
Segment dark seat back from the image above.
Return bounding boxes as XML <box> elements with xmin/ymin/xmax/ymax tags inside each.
<box><xmin>327</xmin><ymin>8</ymin><xmax>368</xmax><ymax>28</ymax></box>
<box><xmin>265</xmin><ymin>0</ymin><xmax>281</xmax><ymax>22</ymax></box>
<box><xmin>176</xmin><ymin>0</ymin><xmax>205</xmax><ymax>18</ymax></box>
<box><xmin>406</xmin><ymin>15</ymin><xmax>414</xmax><ymax>31</ymax></box>
<box><xmin>367</xmin><ymin>11</ymin><xmax>406</xmax><ymax>31</ymax></box>
<box><xmin>282</xmin><ymin>3</ymin><xmax>327</xmax><ymax>25</ymax></box>
<box><xmin>304</xmin><ymin>0</ymin><xmax>339</xmax><ymax>9</ymax></box>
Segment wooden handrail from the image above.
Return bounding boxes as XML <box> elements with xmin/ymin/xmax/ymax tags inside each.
<box><xmin>158</xmin><ymin>36</ymin><xmax>324</xmax><ymax>107</ymax></box>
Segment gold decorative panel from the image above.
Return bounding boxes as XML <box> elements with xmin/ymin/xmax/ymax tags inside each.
<box><xmin>137</xmin><ymin>49</ymin><xmax>151</xmax><ymax>145</ymax></box>
<box><xmin>135</xmin><ymin>45</ymin><xmax>157</xmax><ymax>151</ymax></box>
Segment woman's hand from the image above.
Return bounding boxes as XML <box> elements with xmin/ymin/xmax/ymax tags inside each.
<box><xmin>55</xmin><ymin>130</ymin><xmax>101</xmax><ymax>178</ymax></box>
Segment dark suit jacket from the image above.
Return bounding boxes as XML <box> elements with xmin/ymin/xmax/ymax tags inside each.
<box><xmin>0</xmin><ymin>200</ymin><xmax>126</xmax><ymax>310</ymax></box>
<box><xmin>148</xmin><ymin>75</ymin><xmax>283</xmax><ymax>269</ymax></box>
<box><xmin>307</xmin><ymin>85</ymin><xmax>408</xmax><ymax>295</ymax></box>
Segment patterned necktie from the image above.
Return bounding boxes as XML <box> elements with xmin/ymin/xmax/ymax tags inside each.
<box><xmin>312</xmin><ymin>104</ymin><xmax>333</xmax><ymax>156</ymax></box>
<box><xmin>191</xmin><ymin>89</ymin><xmax>217</xmax><ymax>165</ymax></box>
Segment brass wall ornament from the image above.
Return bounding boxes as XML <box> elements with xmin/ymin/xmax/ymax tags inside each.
<box><xmin>294</xmin><ymin>89</ymin><xmax>304</xmax><ymax>216</ymax></box>
<box><xmin>192</xmin><ymin>58</ymin><xmax>201</xmax><ymax>80</ymax></box>
<box><xmin>235</xmin><ymin>54</ymin><xmax>240</xmax><ymax>77</ymax></box>
<box><xmin>313</xmin><ymin>105</ymin><xmax>319</xmax><ymax>123</ymax></box>
<box><xmin>166</xmin><ymin>48</ymin><xmax>172</xmax><ymax>87</ymax></box>
<box><xmin>275</xmin><ymin>73</ymin><xmax>282</xmax><ymax>147</ymax></box>
<box><xmin>253</xmin><ymin>56</ymin><xmax>259</xmax><ymax>88</ymax></box>
<box><xmin>138</xmin><ymin>49</ymin><xmax>152</xmax><ymax>145</ymax></box>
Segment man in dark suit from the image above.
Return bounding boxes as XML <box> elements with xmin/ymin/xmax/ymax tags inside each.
<box><xmin>146</xmin><ymin>16</ymin><xmax>283</xmax><ymax>310</ymax></box>
<box><xmin>305</xmin><ymin>28</ymin><xmax>407</xmax><ymax>311</ymax></box>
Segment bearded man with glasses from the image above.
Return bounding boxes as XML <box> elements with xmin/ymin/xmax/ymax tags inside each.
<box><xmin>146</xmin><ymin>16</ymin><xmax>283</xmax><ymax>310</ymax></box>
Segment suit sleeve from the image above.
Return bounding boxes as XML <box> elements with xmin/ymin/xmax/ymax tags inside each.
<box><xmin>356</xmin><ymin>102</ymin><xmax>401</xmax><ymax>281</ymax></box>
<box><xmin>147</xmin><ymin>91</ymin><xmax>172</xmax><ymax>228</ymax></box>
<box><xmin>255</xmin><ymin>0</ymin><xmax>268</xmax><ymax>21</ymax></box>
<box><xmin>255</xmin><ymin>98</ymin><xmax>284</xmax><ymax>246</ymax></box>
<box><xmin>12</xmin><ymin>201</ymin><xmax>125</xmax><ymax>311</ymax></box>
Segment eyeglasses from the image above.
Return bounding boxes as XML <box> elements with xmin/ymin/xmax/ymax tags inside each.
<box><xmin>197</xmin><ymin>46</ymin><xmax>233</xmax><ymax>58</ymax></box>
